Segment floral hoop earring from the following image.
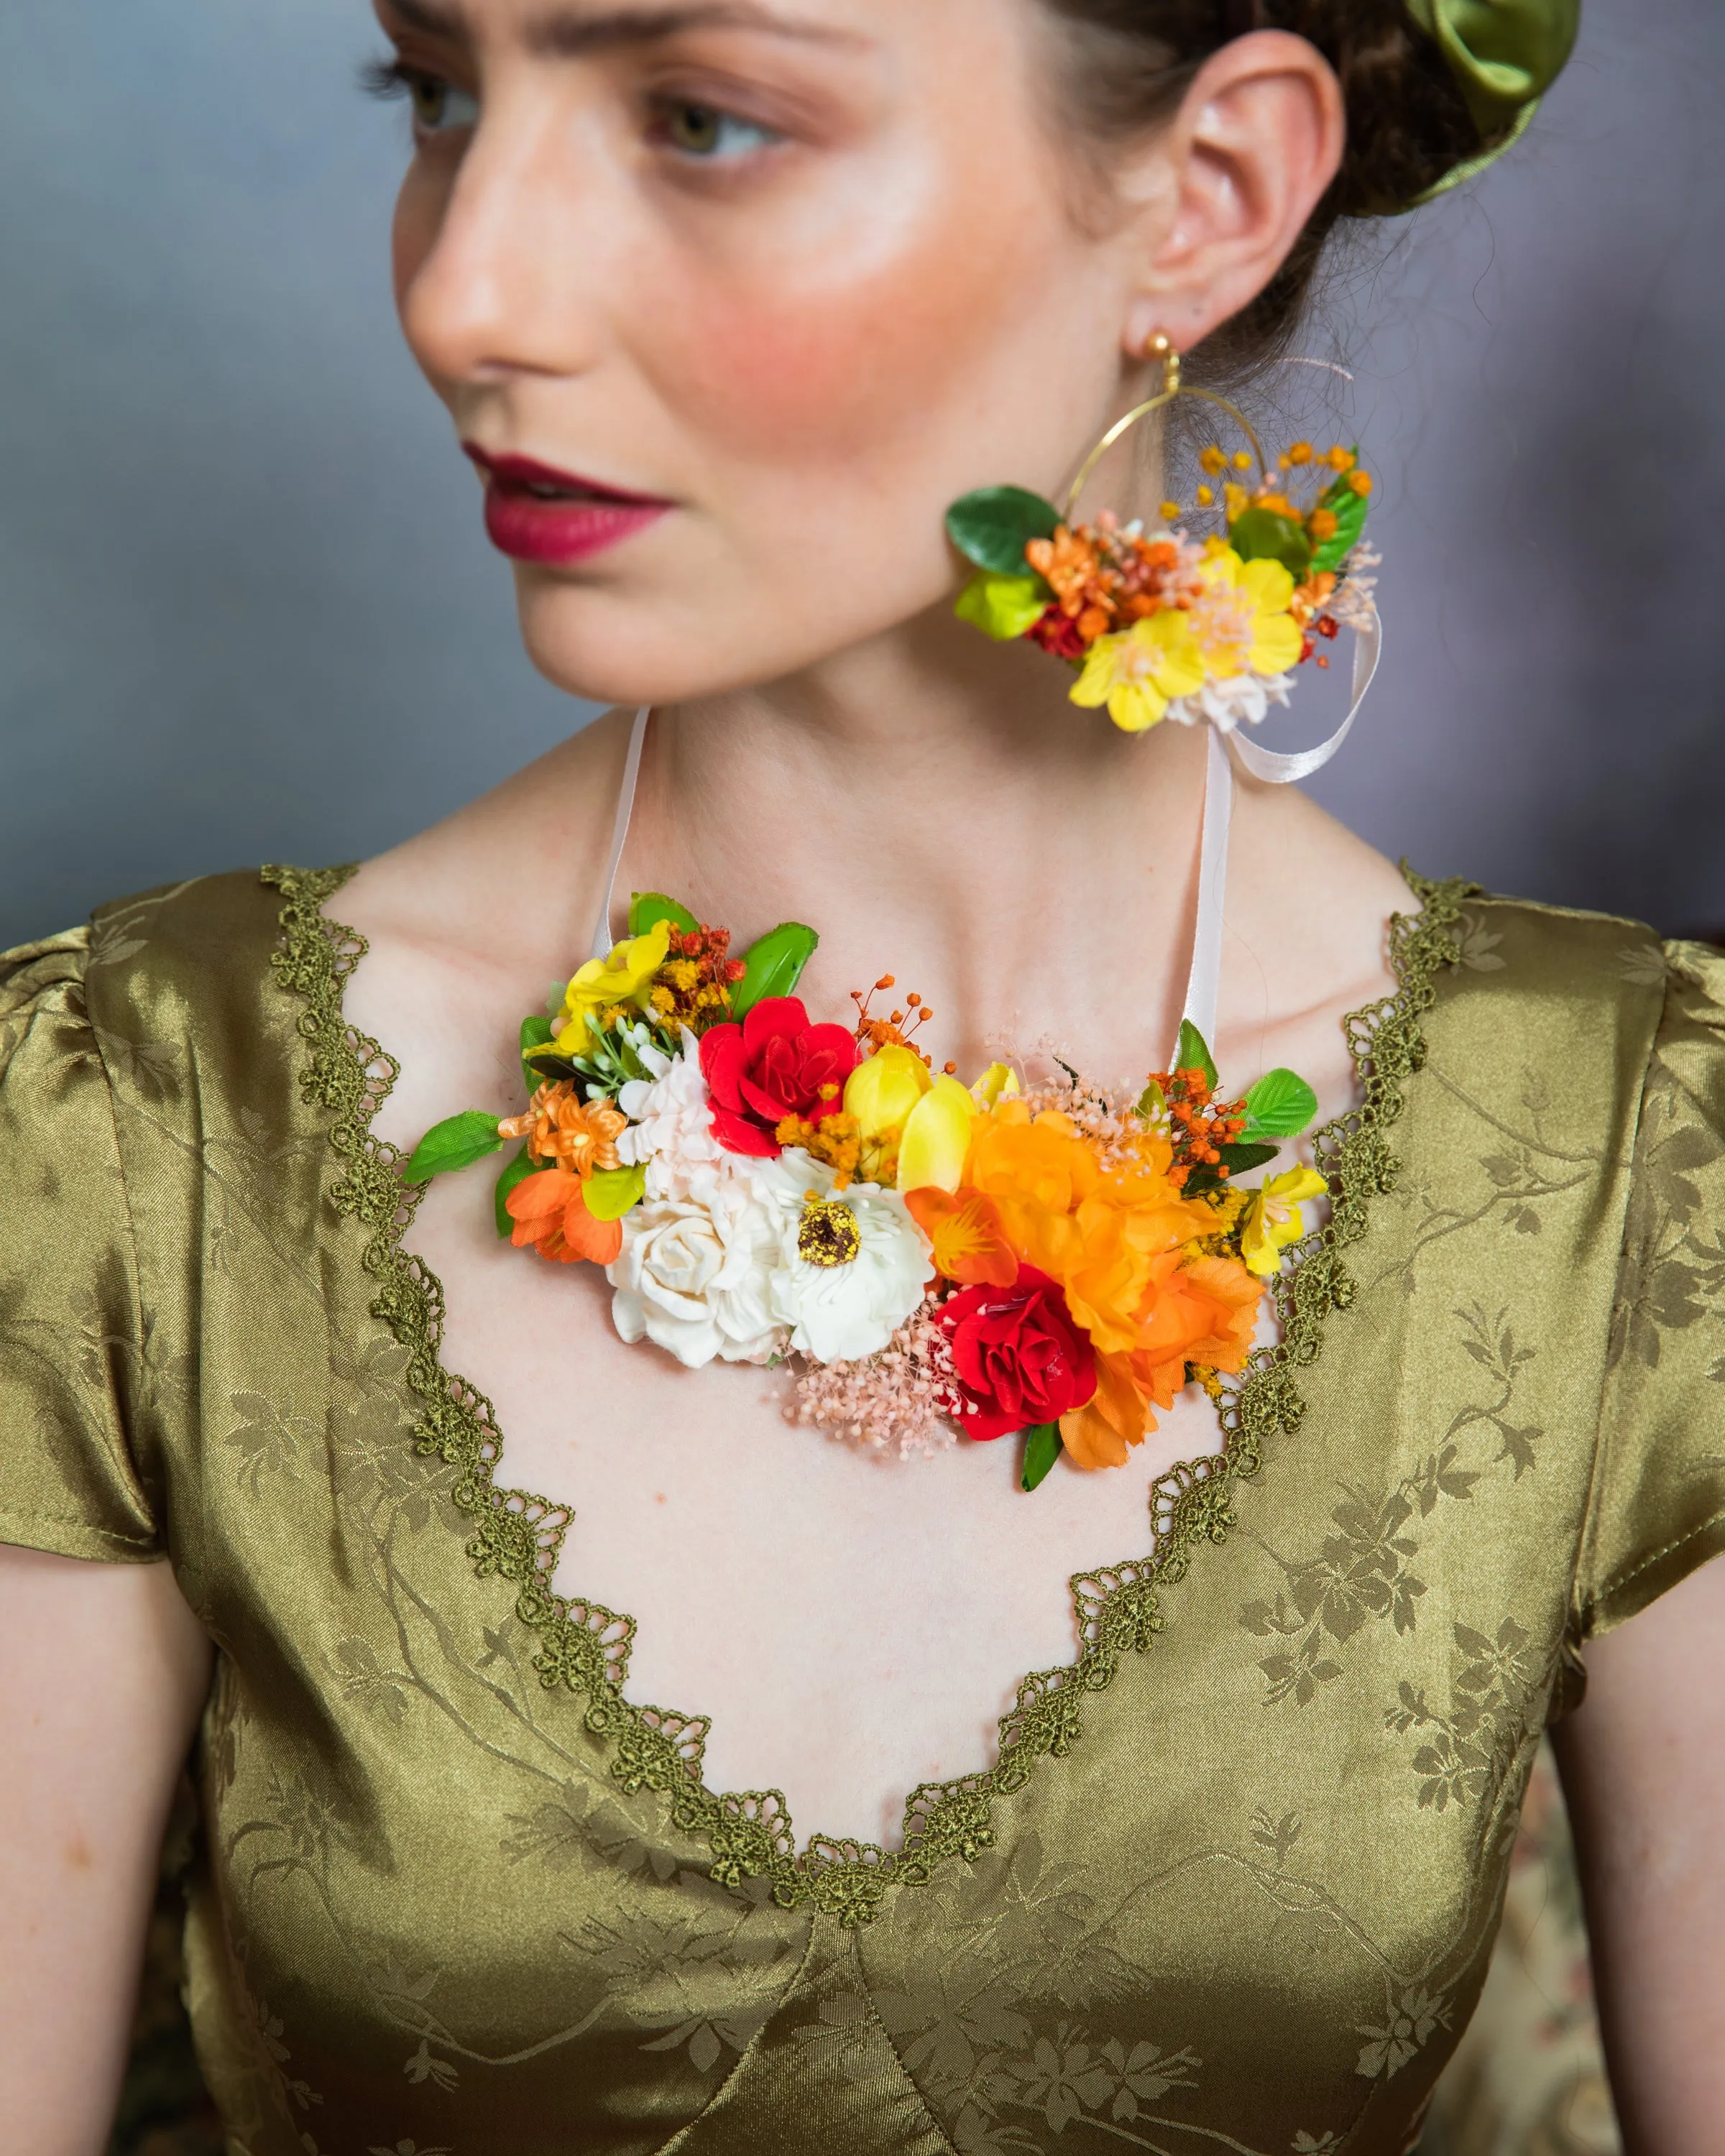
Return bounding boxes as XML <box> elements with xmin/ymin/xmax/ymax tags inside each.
<box><xmin>945</xmin><ymin>332</ymin><xmax>1380</xmax><ymax>740</ymax></box>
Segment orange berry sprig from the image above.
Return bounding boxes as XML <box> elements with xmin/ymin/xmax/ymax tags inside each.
<box><xmin>1149</xmin><ymin>1064</ymin><xmax>1249</xmax><ymax>1191</ymax></box>
<box><xmin>1181</xmin><ymin>439</ymin><xmax>1373</xmax><ymax>592</ymax></box>
<box><xmin>850</xmin><ymin>976</ymin><xmax>960</xmax><ymax>1076</ymax></box>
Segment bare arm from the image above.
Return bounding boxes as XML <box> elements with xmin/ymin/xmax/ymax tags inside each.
<box><xmin>0</xmin><ymin>1545</ymin><xmax>211</xmax><ymax>2156</ymax></box>
<box><xmin>1552</xmin><ymin>1554</ymin><xmax>1725</xmax><ymax>2153</ymax></box>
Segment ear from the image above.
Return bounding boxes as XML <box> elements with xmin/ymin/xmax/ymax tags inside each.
<box><xmin>1119</xmin><ymin>31</ymin><xmax>1346</xmax><ymax>358</ymax></box>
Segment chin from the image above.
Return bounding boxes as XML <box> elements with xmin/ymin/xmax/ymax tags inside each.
<box><xmin>511</xmin><ymin>568</ymin><xmax>952</xmax><ymax>708</ymax></box>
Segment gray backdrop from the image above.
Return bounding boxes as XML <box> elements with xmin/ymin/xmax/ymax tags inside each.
<box><xmin>2</xmin><ymin>1</ymin><xmax>1720</xmax><ymax>951</ymax></box>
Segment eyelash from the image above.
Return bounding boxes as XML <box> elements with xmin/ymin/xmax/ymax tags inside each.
<box><xmin>360</xmin><ymin>54</ymin><xmax>785</xmax><ymax>165</ymax></box>
<box><xmin>359</xmin><ymin>56</ymin><xmax>478</xmax><ymax>137</ymax></box>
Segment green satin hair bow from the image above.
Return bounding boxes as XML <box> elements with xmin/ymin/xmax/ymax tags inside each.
<box><xmin>1404</xmin><ymin>0</ymin><xmax>1581</xmax><ymax>203</ymax></box>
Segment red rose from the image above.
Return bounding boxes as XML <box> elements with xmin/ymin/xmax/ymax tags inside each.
<box><xmin>936</xmin><ymin>1266</ymin><xmax>1098</xmax><ymax>1441</ymax></box>
<box><xmin>699</xmin><ymin>996</ymin><xmax>859</xmax><ymax>1158</ymax></box>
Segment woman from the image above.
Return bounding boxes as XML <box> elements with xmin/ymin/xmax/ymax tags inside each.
<box><xmin>2</xmin><ymin>1</ymin><xmax>1720</xmax><ymax>2149</ymax></box>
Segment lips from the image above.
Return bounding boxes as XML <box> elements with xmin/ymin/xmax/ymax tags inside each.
<box><xmin>464</xmin><ymin>446</ymin><xmax>673</xmax><ymax>566</ymax></box>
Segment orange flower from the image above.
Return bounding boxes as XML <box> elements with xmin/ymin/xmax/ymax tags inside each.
<box><xmin>967</xmin><ymin>1107</ymin><xmax>1215</xmax><ymax>1354</ymax></box>
<box><xmin>958</xmin><ymin>1105</ymin><xmax>1264</xmax><ymax>1470</ymax></box>
<box><xmin>1060</xmin><ymin>1350</ymin><xmax>1150</xmax><ymax>1470</ymax></box>
<box><xmin>1025</xmin><ymin>525</ymin><xmax>1105</xmax><ymax>616</ymax></box>
<box><xmin>967</xmin><ymin>1103</ymin><xmax>1099</xmax><ymax>1217</ymax></box>
<box><xmin>1172</xmin><ymin>1255</ymin><xmax>1261</xmax><ymax>1370</ymax></box>
<box><xmin>1059</xmin><ymin>1252</ymin><xmax>1262</xmax><ymax>1469</ymax></box>
<box><xmin>903</xmin><ymin>1186</ymin><xmax>1018</xmax><ymax>1287</ymax></box>
<box><xmin>499</xmin><ymin>1082</ymin><xmax>626</xmax><ymax>1179</ymax></box>
<box><xmin>504</xmin><ymin>1168</ymin><xmax>623</xmax><ymax>1266</ymax></box>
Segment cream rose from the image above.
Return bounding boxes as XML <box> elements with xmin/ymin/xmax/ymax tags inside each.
<box><xmin>608</xmin><ymin>1182</ymin><xmax>786</xmax><ymax>1370</ymax></box>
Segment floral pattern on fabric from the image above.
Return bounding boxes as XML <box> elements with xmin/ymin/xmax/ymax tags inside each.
<box><xmin>4</xmin><ymin>873</ymin><xmax>1721</xmax><ymax>2155</ymax></box>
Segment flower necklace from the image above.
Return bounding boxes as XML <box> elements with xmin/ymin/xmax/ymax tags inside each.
<box><xmin>405</xmin><ymin>349</ymin><xmax>1377</xmax><ymax>1490</ymax></box>
<box><xmin>405</xmin><ymin>760</ymin><xmax>1327</xmax><ymax>1493</ymax></box>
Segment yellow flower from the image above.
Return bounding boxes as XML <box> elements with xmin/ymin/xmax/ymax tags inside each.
<box><xmin>1240</xmin><ymin>1164</ymin><xmax>1328</xmax><ymax>1278</ymax></box>
<box><xmin>1191</xmin><ymin>548</ymin><xmax>1304</xmax><ymax>678</ymax></box>
<box><xmin>844</xmin><ymin>1045</ymin><xmax>932</xmax><ymax>1141</ymax></box>
<box><xmin>1069</xmin><ymin>611</ymin><xmax>1205</xmax><ymax>734</ymax></box>
<box><xmin>970</xmin><ymin>1061</ymin><xmax>1021</xmax><ymax>1109</ymax></box>
<box><xmin>844</xmin><ymin>1044</ymin><xmax>934</xmax><ymax>1184</ymax></box>
<box><xmin>537</xmin><ymin>921</ymin><xmax>672</xmax><ymax>1061</ymax></box>
<box><xmin>898</xmin><ymin>1074</ymin><xmax>976</xmax><ymax>1194</ymax></box>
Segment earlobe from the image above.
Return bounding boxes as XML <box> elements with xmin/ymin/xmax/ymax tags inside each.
<box><xmin>1128</xmin><ymin>30</ymin><xmax>1345</xmax><ymax>359</ymax></box>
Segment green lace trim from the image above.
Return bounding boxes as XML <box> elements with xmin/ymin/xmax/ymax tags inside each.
<box><xmin>263</xmin><ymin>862</ymin><xmax>1469</xmax><ymax>1930</ymax></box>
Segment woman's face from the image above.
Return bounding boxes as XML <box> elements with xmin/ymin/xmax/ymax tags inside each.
<box><xmin>380</xmin><ymin>0</ymin><xmax>1166</xmax><ymax>704</ymax></box>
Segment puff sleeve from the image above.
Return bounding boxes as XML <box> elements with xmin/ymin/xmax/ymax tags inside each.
<box><xmin>1578</xmin><ymin>941</ymin><xmax>1725</xmax><ymax>1635</ymax></box>
<box><xmin>0</xmin><ymin>929</ymin><xmax>162</xmax><ymax>1561</ymax></box>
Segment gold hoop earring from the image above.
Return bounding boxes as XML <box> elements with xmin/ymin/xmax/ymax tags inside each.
<box><xmin>942</xmin><ymin>335</ymin><xmax>1377</xmax><ymax>737</ymax></box>
<box><xmin>1059</xmin><ymin>332</ymin><xmax>1269</xmax><ymax>525</ymax></box>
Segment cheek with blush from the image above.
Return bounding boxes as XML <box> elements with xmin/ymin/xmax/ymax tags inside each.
<box><xmin>648</xmin><ymin>170</ymin><xmax>1080</xmax><ymax>474</ymax></box>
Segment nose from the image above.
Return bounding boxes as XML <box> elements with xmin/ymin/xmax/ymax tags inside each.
<box><xmin>397</xmin><ymin>94</ymin><xmax>611</xmax><ymax>389</ymax></box>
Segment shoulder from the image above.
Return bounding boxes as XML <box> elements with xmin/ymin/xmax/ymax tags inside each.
<box><xmin>1424</xmin><ymin>887</ymin><xmax>1681</xmax><ymax>1083</ymax></box>
<box><xmin>4</xmin><ymin>870</ymin><xmax>303</xmax><ymax>1070</ymax></box>
<box><xmin>1435</xmin><ymin>885</ymin><xmax>1668</xmax><ymax>989</ymax></box>
<box><xmin>338</xmin><ymin>710</ymin><xmax>633</xmax><ymax>973</ymax></box>
<box><xmin>1</xmin><ymin>869</ymin><xmax>348</xmax><ymax>1176</ymax></box>
<box><xmin>332</xmin><ymin>713</ymin><xmax>638</xmax><ymax>1150</ymax></box>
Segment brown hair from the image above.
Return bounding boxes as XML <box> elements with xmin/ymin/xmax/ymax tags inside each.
<box><xmin>1036</xmin><ymin>0</ymin><xmax>1499</xmax><ymax>374</ymax></box>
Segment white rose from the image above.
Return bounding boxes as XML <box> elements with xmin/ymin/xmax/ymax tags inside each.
<box><xmin>702</xmin><ymin>1174</ymin><xmax>789</xmax><ymax>1365</ymax></box>
<box><xmin>608</xmin><ymin>1181</ymin><xmax>786</xmax><ymax>1370</ymax></box>
<box><xmin>751</xmin><ymin>1153</ymin><xmax>932</xmax><ymax>1365</ymax></box>
<box><xmin>610</xmin><ymin>1200</ymin><xmax>729</xmax><ymax>1368</ymax></box>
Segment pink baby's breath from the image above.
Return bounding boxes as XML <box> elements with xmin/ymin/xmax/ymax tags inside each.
<box><xmin>791</xmin><ymin>1299</ymin><xmax>959</xmax><ymax>1460</ymax></box>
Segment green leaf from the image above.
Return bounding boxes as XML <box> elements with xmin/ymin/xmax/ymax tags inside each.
<box><xmin>402</xmin><ymin>1110</ymin><xmax>504</xmax><ymax>1186</ymax></box>
<box><xmin>1217</xmin><ymin>1141</ymin><xmax>1280</xmax><ymax>1175</ymax></box>
<box><xmin>944</xmin><ymin>486</ymin><xmax>1062</xmax><ymax>576</ymax></box>
<box><xmin>629</xmin><ymin>892</ymin><xmax>700</xmax><ymax>938</ymax></box>
<box><xmin>1175</xmin><ymin>1021</ymin><xmax>1219</xmax><ymax>1092</ymax></box>
<box><xmin>494</xmin><ymin>1146</ymin><xmax>546</xmax><ymax>1238</ymax></box>
<box><xmin>1228</xmin><ymin>505</ymin><xmax>1312</xmax><ymax>577</ymax></box>
<box><xmin>1136</xmin><ymin>1077</ymin><xmax>1168</xmax><ymax>1123</ymax></box>
<box><xmin>520</xmin><ymin>1014</ymin><xmax>556</xmax><ymax>1093</ymax></box>
<box><xmin>731</xmin><ymin>921</ymin><xmax>819</xmax><ymax>1019</ymax></box>
<box><xmin>1311</xmin><ymin>453</ymin><xmax>1369</xmax><ymax>575</ymax></box>
<box><xmin>1242</xmin><ymin>1067</ymin><xmax>1318</xmax><ymax>1141</ymax></box>
<box><xmin>584</xmin><ymin>1163</ymin><xmax>647</xmax><ymax>1222</ymax></box>
<box><xmin>1021</xmin><ymin>1422</ymin><xmax>1063</xmax><ymax>1493</ymax></box>
<box><xmin>954</xmin><ymin>570</ymin><xmax>1052</xmax><ymax>641</ymax></box>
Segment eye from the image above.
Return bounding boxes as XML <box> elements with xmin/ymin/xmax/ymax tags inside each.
<box><xmin>656</xmin><ymin>101</ymin><xmax>781</xmax><ymax>162</ymax></box>
<box><xmin>407</xmin><ymin>68</ymin><xmax>479</xmax><ymax>136</ymax></box>
<box><xmin>362</xmin><ymin>57</ymin><xmax>479</xmax><ymax>138</ymax></box>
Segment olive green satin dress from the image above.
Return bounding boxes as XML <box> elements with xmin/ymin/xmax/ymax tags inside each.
<box><xmin>4</xmin><ymin>867</ymin><xmax>1723</xmax><ymax>2156</ymax></box>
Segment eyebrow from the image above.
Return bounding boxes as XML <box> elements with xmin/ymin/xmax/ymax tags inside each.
<box><xmin>379</xmin><ymin>0</ymin><xmax>862</xmax><ymax>56</ymax></box>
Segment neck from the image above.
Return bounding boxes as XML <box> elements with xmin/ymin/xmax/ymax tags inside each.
<box><xmin>625</xmin><ymin>604</ymin><xmax>1213</xmax><ymax>1085</ymax></box>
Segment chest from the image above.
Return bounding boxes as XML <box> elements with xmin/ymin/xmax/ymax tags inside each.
<box><xmin>399</xmin><ymin>1162</ymin><xmax>1235</xmax><ymax>1848</ymax></box>
<box><xmin>342</xmin><ymin>913</ymin><xmax>1372</xmax><ymax>1851</ymax></box>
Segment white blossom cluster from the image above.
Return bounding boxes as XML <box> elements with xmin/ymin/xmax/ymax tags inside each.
<box><xmin>604</xmin><ymin>1038</ymin><xmax>929</xmax><ymax>1372</ymax></box>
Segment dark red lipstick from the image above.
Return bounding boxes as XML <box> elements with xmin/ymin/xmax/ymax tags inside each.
<box><xmin>464</xmin><ymin>446</ymin><xmax>673</xmax><ymax>565</ymax></box>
